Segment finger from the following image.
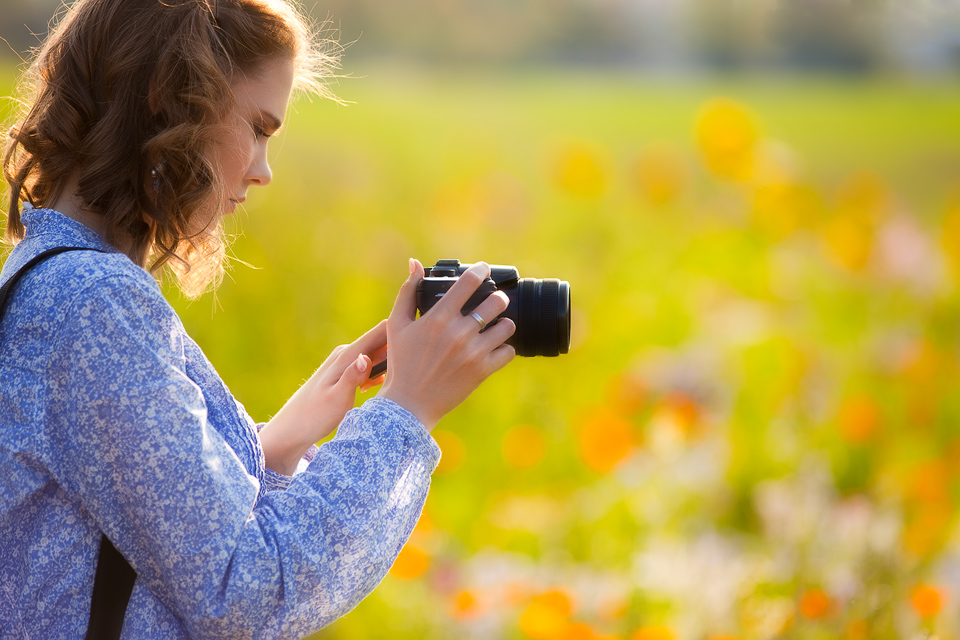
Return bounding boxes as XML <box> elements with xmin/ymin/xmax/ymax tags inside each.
<box><xmin>477</xmin><ymin>317</ymin><xmax>516</xmax><ymax>352</ymax></box>
<box><xmin>360</xmin><ymin>374</ymin><xmax>385</xmax><ymax>393</ymax></box>
<box><xmin>486</xmin><ymin>342</ymin><xmax>516</xmax><ymax>374</ymax></box>
<box><xmin>470</xmin><ymin>291</ymin><xmax>510</xmax><ymax>328</ymax></box>
<box><xmin>482</xmin><ymin>316</ymin><xmax>515</xmax><ymax>341</ymax></box>
<box><xmin>388</xmin><ymin>258</ymin><xmax>424</xmax><ymax>326</ymax></box>
<box><xmin>339</xmin><ymin>353</ymin><xmax>372</xmax><ymax>390</ymax></box>
<box><xmin>435</xmin><ymin>261</ymin><xmax>490</xmax><ymax>315</ymax></box>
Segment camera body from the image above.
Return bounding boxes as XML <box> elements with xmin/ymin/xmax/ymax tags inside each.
<box><xmin>416</xmin><ymin>259</ymin><xmax>571</xmax><ymax>357</ymax></box>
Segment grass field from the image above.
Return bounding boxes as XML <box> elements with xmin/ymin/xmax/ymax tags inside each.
<box><xmin>5</xmin><ymin>63</ymin><xmax>960</xmax><ymax>638</ymax></box>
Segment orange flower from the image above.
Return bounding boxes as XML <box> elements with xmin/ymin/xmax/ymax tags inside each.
<box><xmin>798</xmin><ymin>588</ymin><xmax>831</xmax><ymax>619</ymax></box>
<box><xmin>389</xmin><ymin>543</ymin><xmax>430</xmax><ymax>580</ymax></box>
<box><xmin>560</xmin><ymin>622</ymin><xmax>597</xmax><ymax>640</ymax></box>
<box><xmin>910</xmin><ymin>583</ymin><xmax>945</xmax><ymax>618</ymax></box>
<box><xmin>519</xmin><ymin>591</ymin><xmax>575</xmax><ymax>640</ymax></box>
<box><xmin>578</xmin><ymin>407</ymin><xmax>636</xmax><ymax>472</ymax></box>
<box><xmin>432</xmin><ymin>429</ymin><xmax>465</xmax><ymax>474</ymax></box>
<box><xmin>845</xmin><ymin>618</ymin><xmax>868</xmax><ymax>640</ymax></box>
<box><xmin>502</xmin><ymin>424</ymin><xmax>547</xmax><ymax>469</ymax></box>
<box><xmin>453</xmin><ymin>590</ymin><xmax>481</xmax><ymax>620</ymax></box>
<box><xmin>909</xmin><ymin>459</ymin><xmax>951</xmax><ymax>504</ymax></box>
<box><xmin>837</xmin><ymin>394</ymin><xmax>881</xmax><ymax>444</ymax></box>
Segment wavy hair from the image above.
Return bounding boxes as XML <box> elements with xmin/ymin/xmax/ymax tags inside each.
<box><xmin>3</xmin><ymin>0</ymin><xmax>339</xmax><ymax>296</ymax></box>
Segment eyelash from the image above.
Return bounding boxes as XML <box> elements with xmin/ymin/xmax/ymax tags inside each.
<box><xmin>253</xmin><ymin>125</ymin><xmax>271</xmax><ymax>140</ymax></box>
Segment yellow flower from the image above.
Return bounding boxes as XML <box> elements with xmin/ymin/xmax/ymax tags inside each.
<box><xmin>634</xmin><ymin>142</ymin><xmax>687</xmax><ymax>206</ymax></box>
<box><xmin>553</xmin><ymin>142</ymin><xmax>609</xmax><ymax>199</ymax></box>
<box><xmin>631</xmin><ymin>625</ymin><xmax>675</xmax><ymax>640</ymax></box>
<box><xmin>695</xmin><ymin>97</ymin><xmax>760</xmax><ymax>181</ymax></box>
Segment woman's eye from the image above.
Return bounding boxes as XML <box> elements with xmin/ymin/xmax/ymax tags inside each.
<box><xmin>253</xmin><ymin>125</ymin><xmax>271</xmax><ymax>139</ymax></box>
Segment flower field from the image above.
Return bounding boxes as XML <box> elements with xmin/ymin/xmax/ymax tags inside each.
<box><xmin>7</xmin><ymin>67</ymin><xmax>960</xmax><ymax>638</ymax></box>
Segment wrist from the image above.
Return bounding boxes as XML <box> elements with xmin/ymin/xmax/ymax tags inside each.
<box><xmin>259</xmin><ymin>418</ymin><xmax>315</xmax><ymax>476</ymax></box>
<box><xmin>377</xmin><ymin>387</ymin><xmax>438</xmax><ymax>431</ymax></box>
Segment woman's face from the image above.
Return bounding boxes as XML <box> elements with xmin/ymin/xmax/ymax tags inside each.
<box><xmin>213</xmin><ymin>56</ymin><xmax>296</xmax><ymax>217</ymax></box>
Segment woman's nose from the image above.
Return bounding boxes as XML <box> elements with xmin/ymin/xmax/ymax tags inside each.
<box><xmin>246</xmin><ymin>146</ymin><xmax>273</xmax><ymax>187</ymax></box>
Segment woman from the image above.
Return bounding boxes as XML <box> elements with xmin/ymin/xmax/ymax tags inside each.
<box><xmin>0</xmin><ymin>0</ymin><xmax>515</xmax><ymax>638</ymax></box>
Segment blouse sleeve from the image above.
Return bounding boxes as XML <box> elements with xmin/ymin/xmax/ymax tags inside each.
<box><xmin>45</xmin><ymin>272</ymin><xmax>440</xmax><ymax>639</ymax></box>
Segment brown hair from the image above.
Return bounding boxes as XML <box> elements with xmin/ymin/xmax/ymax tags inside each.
<box><xmin>3</xmin><ymin>0</ymin><xmax>338</xmax><ymax>296</ymax></box>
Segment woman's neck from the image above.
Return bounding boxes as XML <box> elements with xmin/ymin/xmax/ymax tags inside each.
<box><xmin>49</xmin><ymin>177</ymin><xmax>136</xmax><ymax>256</ymax></box>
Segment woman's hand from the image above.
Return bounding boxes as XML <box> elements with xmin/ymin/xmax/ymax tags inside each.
<box><xmin>378</xmin><ymin>259</ymin><xmax>516</xmax><ymax>431</ymax></box>
<box><xmin>259</xmin><ymin>321</ymin><xmax>389</xmax><ymax>476</ymax></box>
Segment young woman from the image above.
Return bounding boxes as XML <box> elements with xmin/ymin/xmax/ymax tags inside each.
<box><xmin>0</xmin><ymin>0</ymin><xmax>515</xmax><ymax>637</ymax></box>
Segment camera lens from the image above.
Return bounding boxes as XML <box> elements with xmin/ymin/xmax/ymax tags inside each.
<box><xmin>512</xmin><ymin>278</ymin><xmax>570</xmax><ymax>357</ymax></box>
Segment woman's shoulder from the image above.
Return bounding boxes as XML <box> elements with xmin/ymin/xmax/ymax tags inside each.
<box><xmin>2</xmin><ymin>244</ymin><xmax>181</xmax><ymax>342</ymax></box>
<box><xmin>20</xmin><ymin>247</ymin><xmax>163</xmax><ymax>307</ymax></box>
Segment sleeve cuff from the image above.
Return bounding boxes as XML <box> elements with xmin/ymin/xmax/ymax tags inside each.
<box><xmin>262</xmin><ymin>467</ymin><xmax>294</xmax><ymax>492</ymax></box>
<box><xmin>339</xmin><ymin>397</ymin><xmax>441</xmax><ymax>470</ymax></box>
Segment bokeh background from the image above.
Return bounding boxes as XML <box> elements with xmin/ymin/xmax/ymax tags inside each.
<box><xmin>4</xmin><ymin>1</ymin><xmax>960</xmax><ymax>638</ymax></box>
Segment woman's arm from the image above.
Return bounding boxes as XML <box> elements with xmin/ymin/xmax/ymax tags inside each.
<box><xmin>47</xmin><ymin>272</ymin><xmax>439</xmax><ymax>639</ymax></box>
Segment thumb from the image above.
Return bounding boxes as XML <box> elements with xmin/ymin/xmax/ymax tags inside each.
<box><xmin>340</xmin><ymin>353</ymin><xmax>373</xmax><ymax>391</ymax></box>
<box><xmin>388</xmin><ymin>258</ymin><xmax>424</xmax><ymax>325</ymax></box>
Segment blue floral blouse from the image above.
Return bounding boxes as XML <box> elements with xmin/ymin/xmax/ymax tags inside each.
<box><xmin>0</xmin><ymin>207</ymin><xmax>440</xmax><ymax>639</ymax></box>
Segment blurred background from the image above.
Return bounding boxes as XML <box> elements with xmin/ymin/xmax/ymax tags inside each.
<box><xmin>4</xmin><ymin>1</ymin><xmax>960</xmax><ymax>638</ymax></box>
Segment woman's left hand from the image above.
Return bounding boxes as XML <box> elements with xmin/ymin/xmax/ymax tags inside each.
<box><xmin>259</xmin><ymin>320</ymin><xmax>388</xmax><ymax>476</ymax></box>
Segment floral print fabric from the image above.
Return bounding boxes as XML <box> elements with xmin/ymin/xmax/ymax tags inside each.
<box><xmin>0</xmin><ymin>208</ymin><xmax>440</xmax><ymax>639</ymax></box>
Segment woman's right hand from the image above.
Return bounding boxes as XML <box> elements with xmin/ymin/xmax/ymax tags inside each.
<box><xmin>378</xmin><ymin>259</ymin><xmax>516</xmax><ymax>431</ymax></box>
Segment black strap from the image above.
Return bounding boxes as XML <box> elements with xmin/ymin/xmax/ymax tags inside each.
<box><xmin>86</xmin><ymin>536</ymin><xmax>137</xmax><ymax>640</ymax></box>
<box><xmin>0</xmin><ymin>247</ymin><xmax>90</xmax><ymax>316</ymax></box>
<box><xmin>0</xmin><ymin>246</ymin><xmax>137</xmax><ymax>639</ymax></box>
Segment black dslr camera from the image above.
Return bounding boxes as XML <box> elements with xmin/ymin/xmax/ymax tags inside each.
<box><xmin>368</xmin><ymin>259</ymin><xmax>571</xmax><ymax>379</ymax></box>
<box><xmin>417</xmin><ymin>259</ymin><xmax>571</xmax><ymax>357</ymax></box>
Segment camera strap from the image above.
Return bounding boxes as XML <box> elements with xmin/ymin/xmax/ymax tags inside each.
<box><xmin>0</xmin><ymin>246</ymin><xmax>137</xmax><ymax>640</ymax></box>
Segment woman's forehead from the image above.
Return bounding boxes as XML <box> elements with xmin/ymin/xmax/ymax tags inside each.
<box><xmin>232</xmin><ymin>57</ymin><xmax>296</xmax><ymax>120</ymax></box>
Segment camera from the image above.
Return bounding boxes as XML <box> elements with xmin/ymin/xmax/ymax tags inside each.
<box><xmin>416</xmin><ymin>259</ymin><xmax>571</xmax><ymax>357</ymax></box>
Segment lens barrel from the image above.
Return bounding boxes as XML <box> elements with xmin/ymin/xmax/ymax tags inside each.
<box><xmin>511</xmin><ymin>277</ymin><xmax>570</xmax><ymax>357</ymax></box>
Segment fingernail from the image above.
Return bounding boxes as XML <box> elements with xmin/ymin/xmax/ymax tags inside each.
<box><xmin>408</xmin><ymin>258</ymin><xmax>416</xmax><ymax>276</ymax></box>
<box><xmin>356</xmin><ymin>355</ymin><xmax>368</xmax><ymax>373</ymax></box>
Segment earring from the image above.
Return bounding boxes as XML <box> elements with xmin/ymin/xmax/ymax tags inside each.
<box><xmin>150</xmin><ymin>162</ymin><xmax>164</xmax><ymax>191</ymax></box>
